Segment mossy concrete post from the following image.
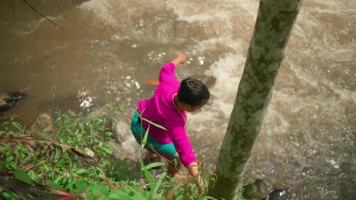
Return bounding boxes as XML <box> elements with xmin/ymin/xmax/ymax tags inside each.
<box><xmin>208</xmin><ymin>0</ymin><xmax>303</xmax><ymax>199</ymax></box>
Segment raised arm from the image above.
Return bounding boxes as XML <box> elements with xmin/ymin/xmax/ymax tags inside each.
<box><xmin>159</xmin><ymin>52</ymin><xmax>187</xmax><ymax>83</ymax></box>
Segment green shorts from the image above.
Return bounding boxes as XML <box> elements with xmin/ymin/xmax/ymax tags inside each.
<box><xmin>130</xmin><ymin>111</ymin><xmax>179</xmax><ymax>161</ymax></box>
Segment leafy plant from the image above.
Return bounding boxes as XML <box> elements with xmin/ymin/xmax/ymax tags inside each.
<box><xmin>0</xmin><ymin>108</ymin><xmax>223</xmax><ymax>200</ymax></box>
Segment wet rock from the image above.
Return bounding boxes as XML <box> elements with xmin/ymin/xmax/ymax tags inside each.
<box><xmin>242</xmin><ymin>180</ymin><xmax>293</xmax><ymax>200</ymax></box>
<box><xmin>29</xmin><ymin>113</ymin><xmax>55</xmax><ymax>140</ymax></box>
<box><xmin>269</xmin><ymin>189</ymin><xmax>293</xmax><ymax>200</ymax></box>
<box><xmin>0</xmin><ymin>91</ymin><xmax>25</xmax><ymax>112</ymax></box>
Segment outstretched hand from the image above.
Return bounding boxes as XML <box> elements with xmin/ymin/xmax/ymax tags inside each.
<box><xmin>166</xmin><ymin>173</ymin><xmax>205</xmax><ymax>199</ymax></box>
<box><xmin>171</xmin><ymin>52</ymin><xmax>187</xmax><ymax>66</ymax></box>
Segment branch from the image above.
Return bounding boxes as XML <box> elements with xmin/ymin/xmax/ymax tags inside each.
<box><xmin>0</xmin><ymin>170</ymin><xmax>78</xmax><ymax>200</ymax></box>
<box><xmin>0</xmin><ymin>134</ymin><xmax>97</xmax><ymax>165</ymax></box>
<box><xmin>21</xmin><ymin>0</ymin><xmax>66</xmax><ymax>31</ymax></box>
<box><xmin>8</xmin><ymin>0</ymin><xmax>16</xmax><ymax>21</ymax></box>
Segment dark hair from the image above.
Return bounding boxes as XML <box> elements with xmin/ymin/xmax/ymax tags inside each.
<box><xmin>177</xmin><ymin>77</ymin><xmax>210</xmax><ymax>107</ymax></box>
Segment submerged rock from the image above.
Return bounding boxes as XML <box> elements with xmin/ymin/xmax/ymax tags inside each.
<box><xmin>0</xmin><ymin>91</ymin><xmax>25</xmax><ymax>112</ymax></box>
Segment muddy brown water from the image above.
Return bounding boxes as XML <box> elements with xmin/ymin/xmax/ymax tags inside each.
<box><xmin>0</xmin><ymin>0</ymin><xmax>355</xmax><ymax>199</ymax></box>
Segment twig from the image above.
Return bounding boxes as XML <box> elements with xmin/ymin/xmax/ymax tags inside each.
<box><xmin>102</xmin><ymin>175</ymin><xmax>121</xmax><ymax>190</ymax></box>
<box><xmin>0</xmin><ymin>134</ymin><xmax>97</xmax><ymax>164</ymax></box>
<box><xmin>21</xmin><ymin>0</ymin><xmax>66</xmax><ymax>31</ymax></box>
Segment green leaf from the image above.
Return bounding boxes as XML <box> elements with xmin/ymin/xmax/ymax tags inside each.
<box><xmin>235</xmin><ymin>192</ymin><xmax>246</xmax><ymax>200</ymax></box>
<box><xmin>54</xmin><ymin>116</ymin><xmax>63</xmax><ymax>126</ymax></box>
<box><xmin>105</xmin><ymin>131</ymin><xmax>113</xmax><ymax>137</ymax></box>
<box><xmin>1</xmin><ymin>191</ymin><xmax>19</xmax><ymax>200</ymax></box>
<box><xmin>204</xmin><ymin>196</ymin><xmax>219</xmax><ymax>200</ymax></box>
<box><xmin>87</xmin><ymin>183</ymin><xmax>110</xmax><ymax>198</ymax></box>
<box><xmin>102</xmin><ymin>145</ymin><xmax>113</xmax><ymax>154</ymax></box>
<box><xmin>76</xmin><ymin>168</ymin><xmax>87</xmax><ymax>174</ymax></box>
<box><xmin>11</xmin><ymin>121</ymin><xmax>23</xmax><ymax>131</ymax></box>
<box><xmin>47</xmin><ymin>182</ymin><xmax>64</xmax><ymax>190</ymax></box>
<box><xmin>140</xmin><ymin>161</ymin><xmax>154</xmax><ymax>188</ymax></box>
<box><xmin>27</xmin><ymin>170</ymin><xmax>38</xmax><ymax>182</ymax></box>
<box><xmin>13</xmin><ymin>170</ymin><xmax>34</xmax><ymax>185</ymax></box>
<box><xmin>73</xmin><ymin>180</ymin><xmax>87</xmax><ymax>194</ymax></box>
<box><xmin>153</xmin><ymin>172</ymin><xmax>167</xmax><ymax>194</ymax></box>
<box><xmin>108</xmin><ymin>190</ymin><xmax>129</xmax><ymax>199</ymax></box>
<box><xmin>126</xmin><ymin>189</ymin><xmax>147</xmax><ymax>200</ymax></box>
<box><xmin>140</xmin><ymin>126</ymin><xmax>150</xmax><ymax>149</ymax></box>
<box><xmin>141</xmin><ymin>162</ymin><xmax>164</xmax><ymax>171</ymax></box>
<box><xmin>2</xmin><ymin>121</ymin><xmax>10</xmax><ymax>127</ymax></box>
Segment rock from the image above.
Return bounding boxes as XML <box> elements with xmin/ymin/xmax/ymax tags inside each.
<box><xmin>242</xmin><ymin>179</ymin><xmax>269</xmax><ymax>200</ymax></box>
<box><xmin>0</xmin><ymin>91</ymin><xmax>26</xmax><ymax>112</ymax></box>
<box><xmin>242</xmin><ymin>179</ymin><xmax>292</xmax><ymax>200</ymax></box>
<box><xmin>0</xmin><ymin>98</ymin><xmax>7</xmax><ymax>108</ymax></box>
<box><xmin>268</xmin><ymin>189</ymin><xmax>292</xmax><ymax>200</ymax></box>
<box><xmin>29</xmin><ymin>113</ymin><xmax>55</xmax><ymax>140</ymax></box>
<box><xmin>84</xmin><ymin>147</ymin><xmax>95</xmax><ymax>158</ymax></box>
<box><xmin>114</xmin><ymin>119</ymin><xmax>140</xmax><ymax>161</ymax></box>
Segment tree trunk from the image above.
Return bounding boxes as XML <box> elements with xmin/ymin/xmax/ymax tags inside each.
<box><xmin>208</xmin><ymin>0</ymin><xmax>303</xmax><ymax>199</ymax></box>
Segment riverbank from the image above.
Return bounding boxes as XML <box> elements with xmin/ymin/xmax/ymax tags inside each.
<box><xmin>0</xmin><ymin>105</ymin><xmax>225</xmax><ymax>199</ymax></box>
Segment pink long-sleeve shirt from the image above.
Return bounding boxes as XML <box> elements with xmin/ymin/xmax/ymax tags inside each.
<box><xmin>137</xmin><ymin>63</ymin><xmax>196</xmax><ymax>166</ymax></box>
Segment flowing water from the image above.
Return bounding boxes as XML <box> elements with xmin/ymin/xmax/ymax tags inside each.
<box><xmin>0</xmin><ymin>0</ymin><xmax>355</xmax><ymax>199</ymax></box>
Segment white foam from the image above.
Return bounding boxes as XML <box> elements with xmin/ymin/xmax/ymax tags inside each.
<box><xmin>166</xmin><ymin>0</ymin><xmax>256</xmax><ymax>132</ymax></box>
<box><xmin>80</xmin><ymin>0</ymin><xmax>118</xmax><ymax>26</ymax></box>
<box><xmin>166</xmin><ymin>0</ymin><xmax>233</xmax><ymax>22</ymax></box>
<box><xmin>236</xmin><ymin>0</ymin><xmax>259</xmax><ymax>17</ymax></box>
<box><xmin>189</xmin><ymin>52</ymin><xmax>246</xmax><ymax>133</ymax></box>
<box><xmin>167</xmin><ymin>0</ymin><xmax>259</xmax><ymax>22</ymax></box>
<box><xmin>287</xmin><ymin>60</ymin><xmax>356</xmax><ymax>102</ymax></box>
<box><xmin>169</xmin><ymin>0</ymin><xmax>256</xmax><ymax>135</ymax></box>
<box><xmin>207</xmin><ymin>53</ymin><xmax>245</xmax><ymax>104</ymax></box>
<box><xmin>321</xmin><ymin>79</ymin><xmax>356</xmax><ymax>102</ymax></box>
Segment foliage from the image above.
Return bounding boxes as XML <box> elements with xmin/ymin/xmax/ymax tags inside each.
<box><xmin>0</xmin><ymin>107</ymin><xmax>217</xmax><ymax>200</ymax></box>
